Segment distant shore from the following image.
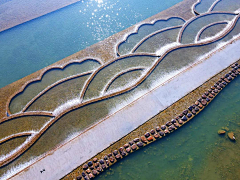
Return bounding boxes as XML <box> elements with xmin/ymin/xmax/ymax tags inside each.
<box><xmin>0</xmin><ymin>0</ymin><xmax>79</xmax><ymax>32</ymax></box>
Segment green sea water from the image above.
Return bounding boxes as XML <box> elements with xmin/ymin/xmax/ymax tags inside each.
<box><xmin>95</xmin><ymin>75</ymin><xmax>240</xmax><ymax>180</ymax></box>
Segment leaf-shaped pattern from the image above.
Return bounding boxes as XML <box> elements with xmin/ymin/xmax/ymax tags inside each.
<box><xmin>0</xmin><ymin>136</ymin><xmax>28</xmax><ymax>157</ymax></box>
<box><xmin>145</xmin><ymin>15</ymin><xmax>240</xmax><ymax>89</ymax></box>
<box><xmin>194</xmin><ymin>0</ymin><xmax>217</xmax><ymax>14</ymax></box>
<box><xmin>180</xmin><ymin>12</ymin><xmax>236</xmax><ymax>44</ymax></box>
<box><xmin>9</xmin><ymin>59</ymin><xmax>101</xmax><ymax>114</ymax></box>
<box><xmin>212</xmin><ymin>0</ymin><xmax>240</xmax><ymax>12</ymax></box>
<box><xmin>134</xmin><ymin>27</ymin><xmax>181</xmax><ymax>54</ymax></box>
<box><xmin>0</xmin><ymin>116</ymin><xmax>50</xmax><ymax>140</ymax></box>
<box><xmin>105</xmin><ymin>68</ymin><xmax>145</xmax><ymax>93</ymax></box>
<box><xmin>197</xmin><ymin>21</ymin><xmax>228</xmax><ymax>41</ymax></box>
<box><xmin>83</xmin><ymin>55</ymin><xmax>157</xmax><ymax>101</ymax></box>
<box><xmin>117</xmin><ymin>17</ymin><xmax>185</xmax><ymax>55</ymax></box>
<box><xmin>26</xmin><ymin>74</ymin><xmax>91</xmax><ymax>112</ymax></box>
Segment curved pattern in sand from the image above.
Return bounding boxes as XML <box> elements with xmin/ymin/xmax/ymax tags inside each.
<box><xmin>0</xmin><ymin>112</ymin><xmax>54</xmax><ymax>124</ymax></box>
<box><xmin>131</xmin><ymin>25</ymin><xmax>182</xmax><ymax>53</ymax></box>
<box><xmin>196</xmin><ymin>21</ymin><xmax>228</xmax><ymax>41</ymax></box>
<box><xmin>22</xmin><ymin>71</ymin><xmax>93</xmax><ymax>112</ymax></box>
<box><xmin>103</xmin><ymin>67</ymin><xmax>146</xmax><ymax>93</ymax></box>
<box><xmin>115</xmin><ymin>17</ymin><xmax>186</xmax><ymax>56</ymax></box>
<box><xmin>6</xmin><ymin>58</ymin><xmax>102</xmax><ymax>115</ymax></box>
<box><xmin>178</xmin><ymin>11</ymin><xmax>237</xmax><ymax>43</ymax></box>
<box><xmin>208</xmin><ymin>0</ymin><xmax>222</xmax><ymax>12</ymax></box>
<box><xmin>0</xmin><ymin>132</ymin><xmax>33</xmax><ymax>145</ymax></box>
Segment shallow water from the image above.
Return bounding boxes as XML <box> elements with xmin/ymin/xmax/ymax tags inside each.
<box><xmin>9</xmin><ymin>59</ymin><xmax>100</xmax><ymax>113</ymax></box>
<box><xmin>181</xmin><ymin>13</ymin><xmax>236</xmax><ymax>44</ymax></box>
<box><xmin>95</xmin><ymin>70</ymin><xmax>240</xmax><ymax>180</ymax></box>
<box><xmin>118</xmin><ymin>17</ymin><xmax>185</xmax><ymax>55</ymax></box>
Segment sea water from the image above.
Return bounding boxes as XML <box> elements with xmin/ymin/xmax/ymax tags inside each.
<box><xmin>95</xmin><ymin>74</ymin><xmax>240</xmax><ymax>180</ymax></box>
